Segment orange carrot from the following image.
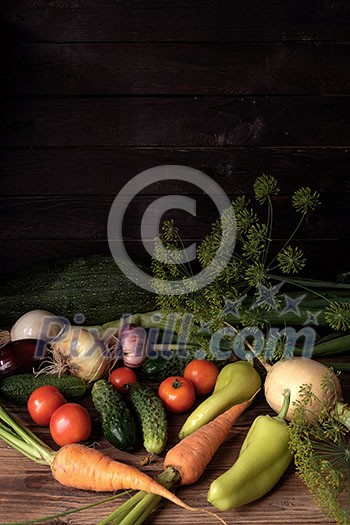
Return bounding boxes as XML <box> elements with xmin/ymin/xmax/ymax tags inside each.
<box><xmin>0</xmin><ymin>404</ymin><xmax>196</xmax><ymax>514</ymax></box>
<box><xmin>164</xmin><ymin>394</ymin><xmax>255</xmax><ymax>485</ymax></box>
<box><xmin>99</xmin><ymin>394</ymin><xmax>258</xmax><ymax>525</ymax></box>
<box><xmin>50</xmin><ymin>443</ymin><xmax>195</xmax><ymax>511</ymax></box>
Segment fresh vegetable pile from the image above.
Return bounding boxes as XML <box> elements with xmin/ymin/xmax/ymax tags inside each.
<box><xmin>1</xmin><ymin>324</ymin><xmax>348</xmax><ymax>524</ymax></box>
<box><xmin>1</xmin><ymin>175</ymin><xmax>350</xmax><ymax>524</ymax></box>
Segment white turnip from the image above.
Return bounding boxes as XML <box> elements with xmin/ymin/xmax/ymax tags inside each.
<box><xmin>264</xmin><ymin>357</ymin><xmax>344</xmax><ymax>422</ymax></box>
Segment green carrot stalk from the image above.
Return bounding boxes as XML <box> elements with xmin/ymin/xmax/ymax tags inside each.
<box><xmin>0</xmin><ymin>405</ymin><xmax>54</xmax><ymax>465</ymax></box>
<box><xmin>98</xmin><ymin>469</ymin><xmax>178</xmax><ymax>525</ymax></box>
<box><xmin>118</xmin><ymin>493</ymin><xmax>162</xmax><ymax>525</ymax></box>
<box><xmin>98</xmin><ymin>491</ymin><xmax>148</xmax><ymax>525</ymax></box>
<box><xmin>3</xmin><ymin>493</ymin><xmax>128</xmax><ymax>525</ymax></box>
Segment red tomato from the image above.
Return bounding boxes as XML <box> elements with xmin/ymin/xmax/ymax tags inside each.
<box><xmin>184</xmin><ymin>359</ymin><xmax>220</xmax><ymax>396</ymax></box>
<box><xmin>27</xmin><ymin>385</ymin><xmax>66</xmax><ymax>426</ymax></box>
<box><xmin>49</xmin><ymin>403</ymin><xmax>91</xmax><ymax>446</ymax></box>
<box><xmin>158</xmin><ymin>376</ymin><xmax>196</xmax><ymax>414</ymax></box>
<box><xmin>109</xmin><ymin>367</ymin><xmax>137</xmax><ymax>393</ymax></box>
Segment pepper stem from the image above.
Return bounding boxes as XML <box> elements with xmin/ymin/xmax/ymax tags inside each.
<box><xmin>274</xmin><ymin>389</ymin><xmax>291</xmax><ymax>422</ymax></box>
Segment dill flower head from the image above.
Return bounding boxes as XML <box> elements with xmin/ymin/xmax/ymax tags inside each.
<box><xmin>277</xmin><ymin>245</ymin><xmax>306</xmax><ymax>274</ymax></box>
<box><xmin>244</xmin><ymin>262</ymin><xmax>267</xmax><ymax>287</ymax></box>
<box><xmin>289</xmin><ymin>381</ymin><xmax>350</xmax><ymax>525</ymax></box>
<box><xmin>292</xmin><ymin>187</ymin><xmax>321</xmax><ymax>214</ymax></box>
<box><xmin>325</xmin><ymin>302</ymin><xmax>350</xmax><ymax>331</ymax></box>
<box><xmin>254</xmin><ymin>174</ymin><xmax>280</xmax><ymax>204</ymax></box>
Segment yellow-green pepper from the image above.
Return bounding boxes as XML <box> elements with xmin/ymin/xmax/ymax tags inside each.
<box><xmin>207</xmin><ymin>389</ymin><xmax>292</xmax><ymax>511</ymax></box>
<box><xmin>179</xmin><ymin>361</ymin><xmax>261</xmax><ymax>438</ymax></box>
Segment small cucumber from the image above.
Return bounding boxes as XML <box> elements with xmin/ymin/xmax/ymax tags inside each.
<box><xmin>142</xmin><ymin>356</ymin><xmax>189</xmax><ymax>382</ymax></box>
<box><xmin>91</xmin><ymin>379</ymin><xmax>136</xmax><ymax>452</ymax></box>
<box><xmin>0</xmin><ymin>374</ymin><xmax>87</xmax><ymax>405</ymax></box>
<box><xmin>129</xmin><ymin>382</ymin><xmax>167</xmax><ymax>455</ymax></box>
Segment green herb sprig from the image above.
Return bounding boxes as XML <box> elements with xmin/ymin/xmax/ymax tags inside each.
<box><xmin>289</xmin><ymin>375</ymin><xmax>350</xmax><ymax>525</ymax></box>
<box><xmin>151</xmin><ymin>175</ymin><xmax>350</xmax><ymax>360</ymax></box>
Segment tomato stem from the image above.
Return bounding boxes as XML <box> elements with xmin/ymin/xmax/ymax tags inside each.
<box><xmin>172</xmin><ymin>378</ymin><xmax>183</xmax><ymax>389</ymax></box>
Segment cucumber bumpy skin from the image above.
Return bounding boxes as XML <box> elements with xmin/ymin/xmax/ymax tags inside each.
<box><xmin>142</xmin><ymin>356</ymin><xmax>190</xmax><ymax>382</ymax></box>
<box><xmin>91</xmin><ymin>380</ymin><xmax>137</xmax><ymax>452</ymax></box>
<box><xmin>129</xmin><ymin>382</ymin><xmax>168</xmax><ymax>455</ymax></box>
<box><xmin>0</xmin><ymin>374</ymin><xmax>87</xmax><ymax>405</ymax></box>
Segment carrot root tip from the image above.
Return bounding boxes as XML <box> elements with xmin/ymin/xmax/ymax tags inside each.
<box><xmin>193</xmin><ymin>507</ymin><xmax>228</xmax><ymax>524</ymax></box>
<box><xmin>140</xmin><ymin>453</ymin><xmax>155</xmax><ymax>466</ymax></box>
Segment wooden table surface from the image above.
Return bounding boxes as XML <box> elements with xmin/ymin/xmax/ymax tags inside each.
<box><xmin>2</xmin><ymin>371</ymin><xmax>349</xmax><ymax>525</ymax></box>
<box><xmin>1</xmin><ymin>1</ymin><xmax>350</xmax><ymax>280</ymax></box>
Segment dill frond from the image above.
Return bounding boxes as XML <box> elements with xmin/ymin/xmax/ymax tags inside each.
<box><xmin>325</xmin><ymin>302</ymin><xmax>350</xmax><ymax>331</ymax></box>
<box><xmin>277</xmin><ymin>245</ymin><xmax>306</xmax><ymax>274</ymax></box>
<box><xmin>232</xmin><ymin>196</ymin><xmax>258</xmax><ymax>235</ymax></box>
<box><xmin>241</xmin><ymin>223</ymin><xmax>268</xmax><ymax>262</ymax></box>
<box><xmin>261</xmin><ymin>332</ymin><xmax>291</xmax><ymax>362</ymax></box>
<box><xmin>292</xmin><ymin>187</ymin><xmax>321</xmax><ymax>214</ymax></box>
<box><xmin>232</xmin><ymin>195</ymin><xmax>250</xmax><ymax>214</ymax></box>
<box><xmin>244</xmin><ymin>262</ymin><xmax>267</xmax><ymax>287</ymax></box>
<box><xmin>242</xmin><ymin>237</ymin><xmax>264</xmax><ymax>262</ymax></box>
<box><xmin>248</xmin><ymin>222</ymin><xmax>269</xmax><ymax>244</ymax></box>
<box><xmin>289</xmin><ymin>381</ymin><xmax>350</xmax><ymax>525</ymax></box>
<box><xmin>219</xmin><ymin>257</ymin><xmax>245</xmax><ymax>285</ymax></box>
<box><xmin>151</xmin><ymin>176</ymin><xmax>322</xmax><ymax>358</ymax></box>
<box><xmin>197</xmin><ymin>218</ymin><xmax>222</xmax><ymax>268</ymax></box>
<box><xmin>254</xmin><ymin>174</ymin><xmax>280</xmax><ymax>204</ymax></box>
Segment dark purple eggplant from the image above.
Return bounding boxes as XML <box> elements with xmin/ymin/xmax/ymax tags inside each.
<box><xmin>0</xmin><ymin>339</ymin><xmax>48</xmax><ymax>378</ymax></box>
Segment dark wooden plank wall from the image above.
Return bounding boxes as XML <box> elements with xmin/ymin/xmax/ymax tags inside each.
<box><xmin>0</xmin><ymin>1</ymin><xmax>350</xmax><ymax>278</ymax></box>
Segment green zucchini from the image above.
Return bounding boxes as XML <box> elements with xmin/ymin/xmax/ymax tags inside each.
<box><xmin>0</xmin><ymin>254</ymin><xmax>157</xmax><ymax>326</ymax></box>
<box><xmin>91</xmin><ymin>379</ymin><xmax>136</xmax><ymax>451</ymax></box>
<box><xmin>0</xmin><ymin>374</ymin><xmax>87</xmax><ymax>405</ymax></box>
<box><xmin>129</xmin><ymin>382</ymin><xmax>167</xmax><ymax>455</ymax></box>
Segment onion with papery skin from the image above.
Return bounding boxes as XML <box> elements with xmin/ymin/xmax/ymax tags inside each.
<box><xmin>10</xmin><ymin>310</ymin><xmax>62</xmax><ymax>342</ymax></box>
<box><xmin>49</xmin><ymin>327</ymin><xmax>110</xmax><ymax>383</ymax></box>
<box><xmin>119</xmin><ymin>324</ymin><xmax>147</xmax><ymax>368</ymax></box>
<box><xmin>264</xmin><ymin>357</ymin><xmax>343</xmax><ymax>422</ymax></box>
<box><xmin>0</xmin><ymin>339</ymin><xmax>48</xmax><ymax>378</ymax></box>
